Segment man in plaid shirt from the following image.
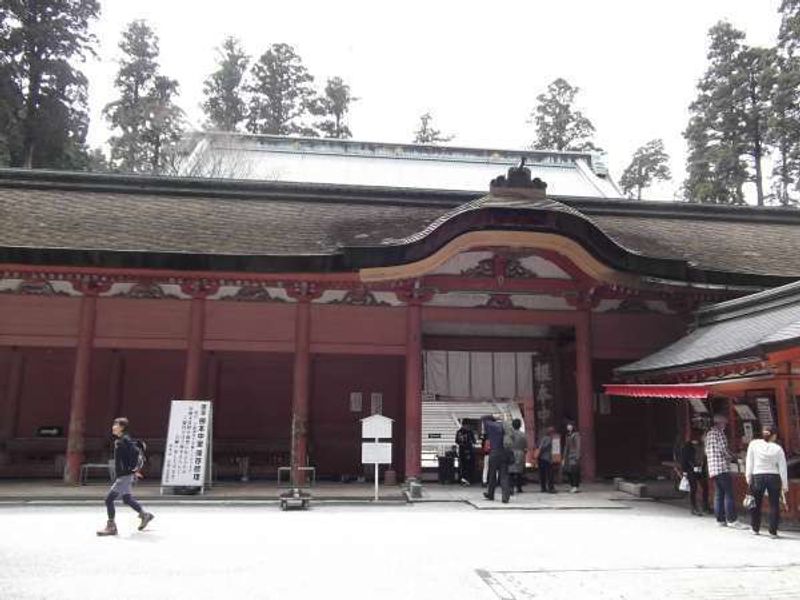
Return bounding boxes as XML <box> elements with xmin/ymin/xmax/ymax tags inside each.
<box><xmin>705</xmin><ymin>414</ymin><xmax>741</xmax><ymax>527</ymax></box>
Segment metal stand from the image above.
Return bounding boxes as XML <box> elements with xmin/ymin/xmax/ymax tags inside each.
<box><xmin>277</xmin><ymin>466</ymin><xmax>315</xmax><ymax>510</ymax></box>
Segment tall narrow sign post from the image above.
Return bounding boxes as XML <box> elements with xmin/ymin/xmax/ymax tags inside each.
<box><xmin>361</xmin><ymin>415</ymin><xmax>393</xmax><ymax>501</ymax></box>
<box><xmin>161</xmin><ymin>400</ymin><xmax>213</xmax><ymax>495</ymax></box>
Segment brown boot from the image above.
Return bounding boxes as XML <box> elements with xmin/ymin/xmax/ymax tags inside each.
<box><xmin>96</xmin><ymin>520</ymin><xmax>118</xmax><ymax>536</ymax></box>
<box><xmin>138</xmin><ymin>512</ymin><xmax>154</xmax><ymax>531</ymax></box>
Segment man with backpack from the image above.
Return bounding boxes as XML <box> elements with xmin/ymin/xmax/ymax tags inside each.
<box><xmin>97</xmin><ymin>417</ymin><xmax>155</xmax><ymax>536</ymax></box>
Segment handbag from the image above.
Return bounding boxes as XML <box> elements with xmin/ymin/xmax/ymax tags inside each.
<box><xmin>743</xmin><ymin>493</ymin><xmax>756</xmax><ymax>510</ymax></box>
<box><xmin>678</xmin><ymin>474</ymin><xmax>690</xmax><ymax>493</ymax></box>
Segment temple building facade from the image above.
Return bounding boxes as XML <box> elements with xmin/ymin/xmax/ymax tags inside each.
<box><xmin>0</xmin><ymin>135</ymin><xmax>798</xmax><ymax>487</ymax></box>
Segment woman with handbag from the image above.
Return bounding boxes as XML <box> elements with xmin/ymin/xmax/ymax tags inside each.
<box><xmin>681</xmin><ymin>432</ymin><xmax>711</xmax><ymax>516</ymax></box>
<box><xmin>745</xmin><ymin>426</ymin><xmax>789</xmax><ymax>538</ymax></box>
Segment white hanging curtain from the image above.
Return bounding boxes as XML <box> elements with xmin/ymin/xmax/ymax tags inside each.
<box><xmin>424</xmin><ymin>350</ymin><xmax>448</xmax><ymax>396</ymax></box>
<box><xmin>470</xmin><ymin>352</ymin><xmax>494</xmax><ymax>398</ymax></box>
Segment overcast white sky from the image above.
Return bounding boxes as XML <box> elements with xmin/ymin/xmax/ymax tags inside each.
<box><xmin>84</xmin><ymin>0</ymin><xmax>784</xmax><ymax>201</ymax></box>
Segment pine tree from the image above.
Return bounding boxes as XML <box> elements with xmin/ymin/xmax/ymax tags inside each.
<box><xmin>0</xmin><ymin>0</ymin><xmax>99</xmax><ymax>169</ymax></box>
<box><xmin>530</xmin><ymin>78</ymin><xmax>599</xmax><ymax>152</ymax></box>
<box><xmin>103</xmin><ymin>20</ymin><xmax>184</xmax><ymax>174</ymax></box>
<box><xmin>619</xmin><ymin>139</ymin><xmax>671</xmax><ymax>200</ymax></box>
<box><xmin>772</xmin><ymin>1</ymin><xmax>800</xmax><ymax>205</ymax></box>
<box><xmin>683</xmin><ymin>22</ymin><xmax>771</xmax><ymax>205</ymax></box>
<box><xmin>413</xmin><ymin>112</ymin><xmax>453</xmax><ymax>144</ymax></box>
<box><xmin>202</xmin><ymin>36</ymin><xmax>249</xmax><ymax>131</ymax></box>
<box><xmin>246</xmin><ymin>43</ymin><xmax>316</xmax><ymax>136</ymax></box>
<box><xmin>312</xmin><ymin>77</ymin><xmax>356</xmax><ymax>139</ymax></box>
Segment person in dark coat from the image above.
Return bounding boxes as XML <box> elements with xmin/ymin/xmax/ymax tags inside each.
<box><xmin>481</xmin><ymin>415</ymin><xmax>511</xmax><ymax>503</ymax></box>
<box><xmin>563</xmin><ymin>422</ymin><xmax>581</xmax><ymax>493</ymax></box>
<box><xmin>681</xmin><ymin>432</ymin><xmax>711</xmax><ymax>516</ymax></box>
<box><xmin>508</xmin><ymin>419</ymin><xmax>528</xmax><ymax>493</ymax></box>
<box><xmin>455</xmin><ymin>421</ymin><xmax>477</xmax><ymax>485</ymax></box>
<box><xmin>537</xmin><ymin>426</ymin><xmax>556</xmax><ymax>493</ymax></box>
<box><xmin>96</xmin><ymin>417</ymin><xmax>154</xmax><ymax>536</ymax></box>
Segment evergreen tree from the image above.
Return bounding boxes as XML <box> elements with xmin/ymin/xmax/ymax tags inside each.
<box><xmin>247</xmin><ymin>43</ymin><xmax>316</xmax><ymax>136</ymax></box>
<box><xmin>772</xmin><ymin>2</ymin><xmax>800</xmax><ymax>205</ymax></box>
<box><xmin>312</xmin><ymin>77</ymin><xmax>356</xmax><ymax>139</ymax></box>
<box><xmin>413</xmin><ymin>112</ymin><xmax>453</xmax><ymax>144</ymax></box>
<box><xmin>202</xmin><ymin>36</ymin><xmax>249</xmax><ymax>131</ymax></box>
<box><xmin>779</xmin><ymin>0</ymin><xmax>800</xmax><ymax>57</ymax></box>
<box><xmin>683</xmin><ymin>22</ymin><xmax>771</xmax><ymax>205</ymax></box>
<box><xmin>619</xmin><ymin>139</ymin><xmax>671</xmax><ymax>200</ymax></box>
<box><xmin>103</xmin><ymin>20</ymin><xmax>184</xmax><ymax>174</ymax></box>
<box><xmin>530</xmin><ymin>78</ymin><xmax>599</xmax><ymax>152</ymax></box>
<box><xmin>0</xmin><ymin>0</ymin><xmax>99</xmax><ymax>169</ymax></box>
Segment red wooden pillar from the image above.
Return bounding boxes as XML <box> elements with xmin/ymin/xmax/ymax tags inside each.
<box><xmin>107</xmin><ymin>350</ymin><xmax>125</xmax><ymax>422</ymax></box>
<box><xmin>65</xmin><ymin>294</ymin><xmax>98</xmax><ymax>484</ymax></box>
<box><xmin>776</xmin><ymin>373</ymin><xmax>793</xmax><ymax>454</ymax></box>
<box><xmin>575</xmin><ymin>311</ymin><xmax>596</xmax><ymax>481</ymax></box>
<box><xmin>0</xmin><ymin>348</ymin><xmax>24</xmax><ymax>465</ymax></box>
<box><xmin>291</xmin><ymin>299</ymin><xmax>311</xmax><ymax>485</ymax></box>
<box><xmin>404</xmin><ymin>303</ymin><xmax>422</xmax><ymax>480</ymax></box>
<box><xmin>183</xmin><ymin>297</ymin><xmax>206</xmax><ymax>399</ymax></box>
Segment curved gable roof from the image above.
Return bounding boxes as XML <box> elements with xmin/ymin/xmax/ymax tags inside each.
<box><xmin>0</xmin><ymin>168</ymin><xmax>797</xmax><ymax>288</ymax></box>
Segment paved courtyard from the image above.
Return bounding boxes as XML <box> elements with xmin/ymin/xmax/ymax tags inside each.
<box><xmin>1</xmin><ymin>499</ymin><xmax>798</xmax><ymax>599</ymax></box>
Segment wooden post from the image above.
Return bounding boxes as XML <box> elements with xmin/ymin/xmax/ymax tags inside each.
<box><xmin>776</xmin><ymin>371</ymin><xmax>793</xmax><ymax>454</ymax></box>
<box><xmin>65</xmin><ymin>295</ymin><xmax>97</xmax><ymax>484</ymax></box>
<box><xmin>575</xmin><ymin>312</ymin><xmax>596</xmax><ymax>481</ymax></box>
<box><xmin>108</xmin><ymin>350</ymin><xmax>125</xmax><ymax>422</ymax></box>
<box><xmin>0</xmin><ymin>348</ymin><xmax>24</xmax><ymax>465</ymax></box>
<box><xmin>404</xmin><ymin>303</ymin><xmax>422</xmax><ymax>480</ymax></box>
<box><xmin>291</xmin><ymin>300</ymin><xmax>311</xmax><ymax>486</ymax></box>
<box><xmin>183</xmin><ymin>297</ymin><xmax>205</xmax><ymax>399</ymax></box>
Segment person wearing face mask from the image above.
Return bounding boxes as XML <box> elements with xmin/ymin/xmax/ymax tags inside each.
<box><xmin>745</xmin><ymin>426</ymin><xmax>789</xmax><ymax>538</ymax></box>
<box><xmin>563</xmin><ymin>422</ymin><xmax>581</xmax><ymax>493</ymax></box>
<box><xmin>681</xmin><ymin>431</ymin><xmax>711</xmax><ymax>516</ymax></box>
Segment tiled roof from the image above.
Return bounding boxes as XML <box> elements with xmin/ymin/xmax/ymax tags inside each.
<box><xmin>617</xmin><ymin>280</ymin><xmax>800</xmax><ymax>375</ymax></box>
<box><xmin>0</xmin><ymin>168</ymin><xmax>799</xmax><ymax>283</ymax></box>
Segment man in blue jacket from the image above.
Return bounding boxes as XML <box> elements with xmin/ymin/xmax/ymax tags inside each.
<box><xmin>97</xmin><ymin>417</ymin><xmax>155</xmax><ymax>536</ymax></box>
<box><xmin>481</xmin><ymin>415</ymin><xmax>511</xmax><ymax>503</ymax></box>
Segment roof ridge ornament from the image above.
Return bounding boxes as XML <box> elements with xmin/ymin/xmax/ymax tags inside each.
<box><xmin>489</xmin><ymin>157</ymin><xmax>548</xmax><ymax>199</ymax></box>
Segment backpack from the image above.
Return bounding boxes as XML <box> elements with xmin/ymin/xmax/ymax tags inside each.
<box><xmin>132</xmin><ymin>439</ymin><xmax>147</xmax><ymax>472</ymax></box>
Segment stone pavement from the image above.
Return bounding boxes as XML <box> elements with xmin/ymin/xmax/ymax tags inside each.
<box><xmin>417</xmin><ymin>481</ymin><xmax>634</xmax><ymax>510</ymax></box>
<box><xmin>0</xmin><ymin>479</ymin><xmax>407</xmax><ymax>504</ymax></box>
<box><xmin>1</xmin><ymin>501</ymin><xmax>798</xmax><ymax>599</ymax></box>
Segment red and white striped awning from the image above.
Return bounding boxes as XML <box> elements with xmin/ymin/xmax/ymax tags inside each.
<box><xmin>603</xmin><ymin>384</ymin><xmax>709</xmax><ymax>399</ymax></box>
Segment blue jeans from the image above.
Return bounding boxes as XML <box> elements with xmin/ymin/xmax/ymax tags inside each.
<box><xmin>713</xmin><ymin>472</ymin><xmax>737</xmax><ymax>523</ymax></box>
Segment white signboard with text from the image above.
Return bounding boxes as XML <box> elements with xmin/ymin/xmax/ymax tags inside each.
<box><xmin>361</xmin><ymin>414</ymin><xmax>393</xmax><ymax>501</ymax></box>
<box><xmin>161</xmin><ymin>400</ymin><xmax>213</xmax><ymax>491</ymax></box>
<box><xmin>362</xmin><ymin>442</ymin><xmax>392</xmax><ymax>464</ymax></box>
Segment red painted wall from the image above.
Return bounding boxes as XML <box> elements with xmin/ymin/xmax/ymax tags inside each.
<box><xmin>592</xmin><ymin>312</ymin><xmax>686</xmax><ymax>360</ymax></box>
<box><xmin>116</xmin><ymin>349</ymin><xmax>185</xmax><ymax>439</ymax></box>
<box><xmin>310</xmin><ymin>354</ymin><xmax>404</xmax><ymax>478</ymax></box>
<box><xmin>0</xmin><ymin>295</ymin><xmax>79</xmax><ymax>345</ymax></box>
<box><xmin>212</xmin><ymin>351</ymin><xmax>292</xmax><ymax>444</ymax></box>
<box><xmin>14</xmin><ymin>348</ymin><xmax>74</xmax><ymax>437</ymax></box>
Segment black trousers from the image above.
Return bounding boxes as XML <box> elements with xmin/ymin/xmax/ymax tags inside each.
<box><xmin>486</xmin><ymin>450</ymin><xmax>510</xmax><ymax>501</ymax></box>
<box><xmin>458</xmin><ymin>451</ymin><xmax>475</xmax><ymax>483</ymax></box>
<box><xmin>566</xmin><ymin>465</ymin><xmax>581</xmax><ymax>488</ymax></box>
<box><xmin>538</xmin><ymin>459</ymin><xmax>554</xmax><ymax>491</ymax></box>
<box><xmin>751</xmin><ymin>473</ymin><xmax>782</xmax><ymax>535</ymax></box>
<box><xmin>688</xmin><ymin>471</ymin><xmax>710</xmax><ymax>512</ymax></box>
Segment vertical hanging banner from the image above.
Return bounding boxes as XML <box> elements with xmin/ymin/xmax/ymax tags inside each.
<box><xmin>161</xmin><ymin>400</ymin><xmax>213</xmax><ymax>492</ymax></box>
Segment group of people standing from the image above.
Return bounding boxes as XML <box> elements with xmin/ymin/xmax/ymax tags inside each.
<box><xmin>453</xmin><ymin>416</ymin><xmax>582</xmax><ymax>502</ymax></box>
<box><xmin>682</xmin><ymin>413</ymin><xmax>789</xmax><ymax>538</ymax></box>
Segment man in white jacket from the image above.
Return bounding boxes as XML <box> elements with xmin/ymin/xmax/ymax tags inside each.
<box><xmin>745</xmin><ymin>426</ymin><xmax>789</xmax><ymax>538</ymax></box>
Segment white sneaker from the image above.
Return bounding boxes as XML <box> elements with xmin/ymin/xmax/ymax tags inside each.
<box><xmin>728</xmin><ymin>521</ymin><xmax>747</xmax><ymax>530</ymax></box>
<box><xmin>570</xmin><ymin>487</ymin><xmax>578</xmax><ymax>493</ymax></box>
